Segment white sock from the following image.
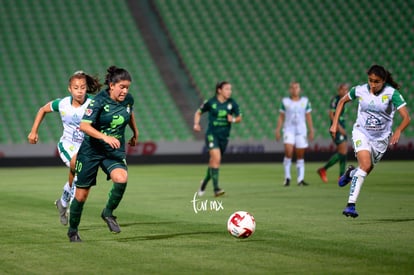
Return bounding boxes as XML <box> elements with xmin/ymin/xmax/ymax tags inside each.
<box><xmin>348</xmin><ymin>168</ymin><xmax>367</xmax><ymax>203</ymax></box>
<box><xmin>60</xmin><ymin>182</ymin><xmax>71</xmax><ymax>208</ymax></box>
<box><xmin>70</xmin><ymin>176</ymin><xmax>77</xmax><ymax>204</ymax></box>
<box><xmin>296</xmin><ymin>159</ymin><xmax>305</xmax><ymax>183</ymax></box>
<box><xmin>283</xmin><ymin>157</ymin><xmax>292</xmax><ymax>180</ymax></box>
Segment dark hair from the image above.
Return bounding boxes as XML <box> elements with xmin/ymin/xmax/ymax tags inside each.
<box><xmin>215</xmin><ymin>81</ymin><xmax>230</xmax><ymax>94</ymax></box>
<box><xmin>69</xmin><ymin>71</ymin><xmax>102</xmax><ymax>94</ymax></box>
<box><xmin>104</xmin><ymin>66</ymin><xmax>132</xmax><ymax>86</ymax></box>
<box><xmin>367</xmin><ymin>64</ymin><xmax>400</xmax><ymax>90</ymax></box>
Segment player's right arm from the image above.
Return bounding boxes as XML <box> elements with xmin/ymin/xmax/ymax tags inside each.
<box><xmin>193</xmin><ymin>110</ymin><xmax>202</xmax><ymax>132</ymax></box>
<box><xmin>28</xmin><ymin>101</ymin><xmax>54</xmax><ymax>144</ymax></box>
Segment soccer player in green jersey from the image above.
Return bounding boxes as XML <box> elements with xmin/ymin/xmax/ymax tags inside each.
<box><xmin>317</xmin><ymin>83</ymin><xmax>350</xmax><ymax>183</ymax></box>
<box><xmin>194</xmin><ymin>81</ymin><xmax>242</xmax><ymax>197</ymax></box>
<box><xmin>67</xmin><ymin>66</ymin><xmax>139</xmax><ymax>242</ymax></box>
<box><xmin>331</xmin><ymin>65</ymin><xmax>411</xmax><ymax>218</ymax></box>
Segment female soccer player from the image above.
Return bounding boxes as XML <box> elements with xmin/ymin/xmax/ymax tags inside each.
<box><xmin>28</xmin><ymin>71</ymin><xmax>101</xmax><ymax>226</ymax></box>
<box><xmin>67</xmin><ymin>66</ymin><xmax>139</xmax><ymax>242</ymax></box>
<box><xmin>275</xmin><ymin>81</ymin><xmax>314</xmax><ymax>186</ymax></box>
<box><xmin>317</xmin><ymin>83</ymin><xmax>350</xmax><ymax>183</ymax></box>
<box><xmin>330</xmin><ymin>64</ymin><xmax>411</xmax><ymax>218</ymax></box>
<box><xmin>194</xmin><ymin>81</ymin><xmax>242</xmax><ymax>197</ymax></box>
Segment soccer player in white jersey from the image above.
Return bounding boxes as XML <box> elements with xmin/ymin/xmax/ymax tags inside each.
<box><xmin>330</xmin><ymin>65</ymin><xmax>411</xmax><ymax>218</ymax></box>
<box><xmin>275</xmin><ymin>82</ymin><xmax>314</xmax><ymax>186</ymax></box>
<box><xmin>28</xmin><ymin>71</ymin><xmax>101</xmax><ymax>225</ymax></box>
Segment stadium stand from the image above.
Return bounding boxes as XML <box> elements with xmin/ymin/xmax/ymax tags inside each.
<box><xmin>0</xmin><ymin>0</ymin><xmax>192</xmax><ymax>144</ymax></box>
<box><xmin>0</xmin><ymin>0</ymin><xmax>413</xmax><ymax>144</ymax></box>
<box><xmin>154</xmin><ymin>0</ymin><xmax>414</xmax><ymax>139</ymax></box>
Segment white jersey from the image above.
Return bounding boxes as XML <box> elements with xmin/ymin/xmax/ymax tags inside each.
<box><xmin>279</xmin><ymin>96</ymin><xmax>312</xmax><ymax>135</ymax></box>
<box><xmin>50</xmin><ymin>96</ymin><xmax>92</xmax><ymax>148</ymax></box>
<box><xmin>349</xmin><ymin>84</ymin><xmax>407</xmax><ymax>140</ymax></box>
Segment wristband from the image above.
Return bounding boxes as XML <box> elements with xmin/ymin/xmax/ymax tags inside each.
<box><xmin>232</xmin><ymin>117</ymin><xmax>236</xmax><ymax>123</ymax></box>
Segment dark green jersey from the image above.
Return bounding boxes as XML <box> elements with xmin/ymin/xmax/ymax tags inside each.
<box><xmin>82</xmin><ymin>89</ymin><xmax>134</xmax><ymax>153</ymax></box>
<box><xmin>330</xmin><ymin>95</ymin><xmax>346</xmax><ymax>128</ymax></box>
<box><xmin>199</xmin><ymin>96</ymin><xmax>241</xmax><ymax>137</ymax></box>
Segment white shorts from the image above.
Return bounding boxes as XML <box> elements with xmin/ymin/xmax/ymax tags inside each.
<box><xmin>57</xmin><ymin>141</ymin><xmax>81</xmax><ymax>167</ymax></box>
<box><xmin>352</xmin><ymin>128</ymin><xmax>389</xmax><ymax>165</ymax></box>
<box><xmin>283</xmin><ymin>132</ymin><xmax>308</xmax><ymax>149</ymax></box>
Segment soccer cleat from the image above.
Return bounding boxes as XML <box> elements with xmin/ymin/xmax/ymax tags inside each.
<box><xmin>197</xmin><ymin>180</ymin><xmax>206</xmax><ymax>197</ymax></box>
<box><xmin>101</xmin><ymin>210</ymin><xmax>121</xmax><ymax>233</ymax></box>
<box><xmin>283</xmin><ymin>178</ymin><xmax>290</xmax><ymax>187</ymax></box>
<box><xmin>68</xmin><ymin>231</ymin><xmax>82</xmax><ymax>242</ymax></box>
<box><xmin>298</xmin><ymin>180</ymin><xmax>309</xmax><ymax>186</ymax></box>
<box><xmin>342</xmin><ymin>205</ymin><xmax>359</xmax><ymax>218</ymax></box>
<box><xmin>214</xmin><ymin>189</ymin><xmax>225</xmax><ymax>197</ymax></box>
<box><xmin>338</xmin><ymin>165</ymin><xmax>355</xmax><ymax>187</ymax></box>
<box><xmin>55</xmin><ymin>199</ymin><xmax>68</xmax><ymax>226</ymax></box>
<box><xmin>317</xmin><ymin>168</ymin><xmax>328</xmax><ymax>183</ymax></box>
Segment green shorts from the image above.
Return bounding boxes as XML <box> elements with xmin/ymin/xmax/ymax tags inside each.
<box><xmin>206</xmin><ymin>133</ymin><xmax>229</xmax><ymax>154</ymax></box>
<box><xmin>333</xmin><ymin>132</ymin><xmax>348</xmax><ymax>145</ymax></box>
<box><xmin>75</xmin><ymin>143</ymin><xmax>127</xmax><ymax>188</ymax></box>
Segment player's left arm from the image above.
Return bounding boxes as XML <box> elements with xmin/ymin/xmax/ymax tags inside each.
<box><xmin>306</xmin><ymin>111</ymin><xmax>314</xmax><ymax>141</ymax></box>
<box><xmin>128</xmin><ymin>112</ymin><xmax>139</xmax><ymax>146</ymax></box>
<box><xmin>227</xmin><ymin>101</ymin><xmax>242</xmax><ymax>124</ymax></box>
<box><xmin>390</xmin><ymin>106</ymin><xmax>411</xmax><ymax>145</ymax></box>
<box><xmin>390</xmin><ymin>91</ymin><xmax>411</xmax><ymax>145</ymax></box>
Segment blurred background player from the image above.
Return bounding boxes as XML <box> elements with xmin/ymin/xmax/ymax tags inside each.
<box><xmin>28</xmin><ymin>71</ymin><xmax>101</xmax><ymax>225</ymax></box>
<box><xmin>330</xmin><ymin>64</ymin><xmax>411</xmax><ymax>218</ymax></box>
<box><xmin>317</xmin><ymin>83</ymin><xmax>350</xmax><ymax>183</ymax></box>
<box><xmin>275</xmin><ymin>81</ymin><xmax>314</xmax><ymax>186</ymax></box>
<box><xmin>67</xmin><ymin>66</ymin><xmax>139</xmax><ymax>242</ymax></box>
<box><xmin>194</xmin><ymin>81</ymin><xmax>242</xmax><ymax>197</ymax></box>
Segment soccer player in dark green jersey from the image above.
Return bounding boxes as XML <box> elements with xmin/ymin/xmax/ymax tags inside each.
<box><xmin>193</xmin><ymin>81</ymin><xmax>242</xmax><ymax>197</ymax></box>
<box><xmin>317</xmin><ymin>83</ymin><xmax>349</xmax><ymax>183</ymax></box>
<box><xmin>67</xmin><ymin>66</ymin><xmax>139</xmax><ymax>242</ymax></box>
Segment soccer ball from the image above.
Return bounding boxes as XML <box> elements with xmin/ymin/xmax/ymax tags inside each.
<box><xmin>227</xmin><ymin>211</ymin><xmax>256</xmax><ymax>238</ymax></box>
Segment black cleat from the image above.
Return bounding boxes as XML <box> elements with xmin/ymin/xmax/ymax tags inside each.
<box><xmin>101</xmin><ymin>210</ymin><xmax>121</xmax><ymax>233</ymax></box>
<box><xmin>68</xmin><ymin>231</ymin><xmax>82</xmax><ymax>242</ymax></box>
<box><xmin>298</xmin><ymin>180</ymin><xmax>309</xmax><ymax>186</ymax></box>
<box><xmin>283</xmin><ymin>178</ymin><xmax>290</xmax><ymax>187</ymax></box>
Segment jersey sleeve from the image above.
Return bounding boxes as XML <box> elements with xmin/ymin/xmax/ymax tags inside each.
<box><xmin>50</xmin><ymin>98</ymin><xmax>62</xmax><ymax>112</ymax></box>
<box><xmin>391</xmin><ymin>90</ymin><xmax>407</xmax><ymax>109</ymax></box>
<box><xmin>82</xmin><ymin>97</ymin><xmax>102</xmax><ymax>123</ymax></box>
<box><xmin>198</xmin><ymin>99</ymin><xmax>210</xmax><ymax>114</ymax></box>
<box><xmin>329</xmin><ymin>96</ymin><xmax>337</xmax><ymax>111</ymax></box>
<box><xmin>279</xmin><ymin>100</ymin><xmax>285</xmax><ymax>113</ymax></box>
<box><xmin>232</xmin><ymin>99</ymin><xmax>241</xmax><ymax>117</ymax></box>
<box><xmin>305</xmin><ymin>98</ymin><xmax>312</xmax><ymax>113</ymax></box>
<box><xmin>348</xmin><ymin>87</ymin><xmax>357</xmax><ymax>100</ymax></box>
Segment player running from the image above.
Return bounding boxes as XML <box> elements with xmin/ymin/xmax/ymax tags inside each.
<box><xmin>330</xmin><ymin>64</ymin><xmax>411</xmax><ymax>218</ymax></box>
<box><xmin>67</xmin><ymin>66</ymin><xmax>139</xmax><ymax>242</ymax></box>
<box><xmin>194</xmin><ymin>81</ymin><xmax>242</xmax><ymax>197</ymax></box>
<box><xmin>28</xmin><ymin>71</ymin><xmax>101</xmax><ymax>225</ymax></box>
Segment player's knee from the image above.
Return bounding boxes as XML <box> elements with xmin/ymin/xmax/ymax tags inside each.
<box><xmin>110</xmin><ymin>169</ymin><xmax>128</xmax><ymax>183</ymax></box>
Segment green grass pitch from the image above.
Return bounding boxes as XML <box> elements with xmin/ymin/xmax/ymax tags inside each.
<box><xmin>0</xmin><ymin>161</ymin><xmax>413</xmax><ymax>274</ymax></box>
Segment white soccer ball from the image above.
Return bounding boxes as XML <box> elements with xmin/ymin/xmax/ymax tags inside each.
<box><xmin>227</xmin><ymin>211</ymin><xmax>256</xmax><ymax>238</ymax></box>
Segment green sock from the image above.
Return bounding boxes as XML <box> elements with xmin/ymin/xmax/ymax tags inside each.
<box><xmin>103</xmin><ymin>182</ymin><xmax>127</xmax><ymax>217</ymax></box>
<box><xmin>200</xmin><ymin>167</ymin><xmax>211</xmax><ymax>190</ymax></box>
<box><xmin>211</xmin><ymin>168</ymin><xmax>219</xmax><ymax>191</ymax></box>
<box><xmin>324</xmin><ymin>153</ymin><xmax>340</xmax><ymax>170</ymax></box>
<box><xmin>68</xmin><ymin>198</ymin><xmax>85</xmax><ymax>233</ymax></box>
<box><xmin>338</xmin><ymin>153</ymin><xmax>347</xmax><ymax>176</ymax></box>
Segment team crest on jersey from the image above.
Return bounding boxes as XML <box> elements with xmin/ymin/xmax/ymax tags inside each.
<box><xmin>85</xmin><ymin>108</ymin><xmax>93</xmax><ymax>116</ymax></box>
<box><xmin>126</xmin><ymin>105</ymin><xmax>131</xmax><ymax>114</ymax></box>
<box><xmin>227</xmin><ymin>103</ymin><xmax>233</xmax><ymax>110</ymax></box>
<box><xmin>381</xmin><ymin>95</ymin><xmax>389</xmax><ymax>103</ymax></box>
